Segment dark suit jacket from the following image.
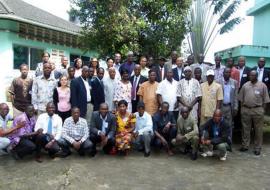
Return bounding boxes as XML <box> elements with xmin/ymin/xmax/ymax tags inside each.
<box><xmin>151</xmin><ymin>64</ymin><xmax>168</xmax><ymax>82</ymax></box>
<box><xmin>90</xmin><ymin>78</ymin><xmax>105</xmax><ymax>111</ymax></box>
<box><xmin>172</xmin><ymin>67</ymin><xmax>185</xmax><ymax>81</ymax></box>
<box><xmin>70</xmin><ymin>77</ymin><xmax>89</xmax><ymax>117</ymax></box>
<box><xmin>130</xmin><ymin>75</ymin><xmax>148</xmax><ymax>101</ymax></box>
<box><xmin>90</xmin><ymin>111</ymin><xmax>116</xmax><ymax>138</ymax></box>
<box><xmin>253</xmin><ymin>66</ymin><xmax>270</xmax><ymax>91</ymax></box>
<box><xmin>239</xmin><ymin>66</ymin><xmax>251</xmax><ymax>89</ymax></box>
<box><xmin>200</xmin><ymin>119</ymin><xmax>230</xmax><ymax>145</ymax></box>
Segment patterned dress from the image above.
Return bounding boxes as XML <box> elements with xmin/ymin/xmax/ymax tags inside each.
<box><xmin>115</xmin><ymin>112</ymin><xmax>136</xmax><ymax>151</ymax></box>
<box><xmin>113</xmin><ymin>80</ymin><xmax>132</xmax><ymax>112</ymax></box>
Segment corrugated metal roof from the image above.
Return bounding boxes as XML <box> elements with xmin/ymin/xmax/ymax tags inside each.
<box><xmin>0</xmin><ymin>0</ymin><xmax>81</xmax><ymax>34</ymax></box>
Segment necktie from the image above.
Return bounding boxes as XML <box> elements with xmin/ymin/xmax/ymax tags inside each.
<box><xmin>160</xmin><ymin>68</ymin><xmax>163</xmax><ymax>80</ymax></box>
<box><xmin>47</xmin><ymin>117</ymin><xmax>52</xmax><ymax>135</ymax></box>
<box><xmin>131</xmin><ymin>76</ymin><xmax>138</xmax><ymax>100</ymax></box>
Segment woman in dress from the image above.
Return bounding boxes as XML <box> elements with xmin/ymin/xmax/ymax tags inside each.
<box><xmin>53</xmin><ymin>75</ymin><xmax>71</xmax><ymax>122</ymax></box>
<box><xmin>74</xmin><ymin>58</ymin><xmax>83</xmax><ymax>78</ymax></box>
<box><xmin>115</xmin><ymin>100</ymin><xmax>136</xmax><ymax>155</ymax></box>
<box><xmin>113</xmin><ymin>69</ymin><xmax>132</xmax><ymax>112</ymax></box>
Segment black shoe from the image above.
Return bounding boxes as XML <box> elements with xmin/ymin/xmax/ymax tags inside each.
<box><xmin>144</xmin><ymin>152</ymin><xmax>150</xmax><ymax>157</ymax></box>
<box><xmin>254</xmin><ymin>150</ymin><xmax>261</xmax><ymax>156</ymax></box>
<box><xmin>190</xmin><ymin>152</ymin><xmax>198</xmax><ymax>160</ymax></box>
<box><xmin>239</xmin><ymin>147</ymin><xmax>248</xmax><ymax>152</ymax></box>
<box><xmin>59</xmin><ymin>151</ymin><xmax>71</xmax><ymax>158</ymax></box>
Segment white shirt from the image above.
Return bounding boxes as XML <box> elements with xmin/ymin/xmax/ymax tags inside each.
<box><xmin>239</xmin><ymin>66</ymin><xmax>245</xmax><ymax>80</ymax></box>
<box><xmin>257</xmin><ymin>67</ymin><xmax>264</xmax><ymax>82</ymax></box>
<box><xmin>34</xmin><ymin>113</ymin><xmax>63</xmax><ymax>140</ymax></box>
<box><xmin>156</xmin><ymin>79</ymin><xmax>178</xmax><ymax>111</ymax></box>
<box><xmin>99</xmin><ymin>115</ymin><xmax>108</xmax><ymax>134</ymax></box>
<box><xmin>177</xmin><ymin>67</ymin><xmax>183</xmax><ymax>79</ymax></box>
<box><xmin>132</xmin><ymin>75</ymin><xmax>141</xmax><ymax>100</ymax></box>
<box><xmin>81</xmin><ymin>77</ymin><xmax>91</xmax><ymax>102</ymax></box>
<box><xmin>134</xmin><ymin>111</ymin><xmax>153</xmax><ymax>135</ymax></box>
<box><xmin>159</xmin><ymin>66</ymin><xmax>165</xmax><ymax>81</ymax></box>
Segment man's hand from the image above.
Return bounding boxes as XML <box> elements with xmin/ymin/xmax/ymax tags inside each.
<box><xmin>176</xmin><ymin>134</ymin><xmax>186</xmax><ymax>142</ymax></box>
<box><xmin>45</xmin><ymin>140</ymin><xmax>54</xmax><ymax>149</ymax></box>
<box><xmin>162</xmin><ymin>122</ymin><xmax>171</xmax><ymax>133</ymax></box>
<box><xmin>133</xmin><ymin>131</ymin><xmax>139</xmax><ymax>138</ymax></box>
<box><xmin>101</xmin><ymin>136</ymin><xmax>108</xmax><ymax>147</ymax></box>
<box><xmin>73</xmin><ymin>141</ymin><xmax>81</xmax><ymax>150</ymax></box>
<box><xmin>16</xmin><ymin>121</ymin><xmax>26</xmax><ymax>129</ymax></box>
<box><xmin>36</xmin><ymin>129</ymin><xmax>43</xmax><ymax>135</ymax></box>
<box><xmin>161</xmin><ymin>137</ymin><xmax>168</xmax><ymax>148</ymax></box>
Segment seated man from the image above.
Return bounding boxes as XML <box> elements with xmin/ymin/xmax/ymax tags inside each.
<box><xmin>133</xmin><ymin>102</ymin><xmax>153</xmax><ymax>157</ymax></box>
<box><xmin>90</xmin><ymin>103</ymin><xmax>116</xmax><ymax>155</ymax></box>
<box><xmin>200</xmin><ymin>109</ymin><xmax>230</xmax><ymax>161</ymax></box>
<box><xmin>0</xmin><ymin>103</ymin><xmax>17</xmax><ymax>155</ymax></box>
<box><xmin>171</xmin><ymin>107</ymin><xmax>199</xmax><ymax>160</ymax></box>
<box><xmin>34</xmin><ymin>102</ymin><xmax>63</xmax><ymax>162</ymax></box>
<box><xmin>60</xmin><ymin>107</ymin><xmax>93</xmax><ymax>157</ymax></box>
<box><xmin>152</xmin><ymin>102</ymin><xmax>177</xmax><ymax>156</ymax></box>
<box><xmin>8</xmin><ymin>105</ymin><xmax>37</xmax><ymax>160</ymax></box>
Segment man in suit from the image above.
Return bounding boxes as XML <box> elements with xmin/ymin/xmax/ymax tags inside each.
<box><xmin>172</xmin><ymin>57</ymin><xmax>185</xmax><ymax>81</ymax></box>
<box><xmin>238</xmin><ymin>56</ymin><xmax>250</xmax><ymax>90</ymax></box>
<box><xmin>152</xmin><ymin>57</ymin><xmax>167</xmax><ymax>82</ymax></box>
<box><xmin>91</xmin><ymin>67</ymin><xmax>105</xmax><ymax>111</ymax></box>
<box><xmin>217</xmin><ymin>68</ymin><xmax>238</xmax><ymax>144</ymax></box>
<box><xmin>191</xmin><ymin>53</ymin><xmax>212</xmax><ymax>82</ymax></box>
<box><xmin>70</xmin><ymin>66</ymin><xmax>93</xmax><ymax>125</ymax></box>
<box><xmin>90</xmin><ymin>103</ymin><xmax>116</xmax><ymax>154</ymax></box>
<box><xmin>165</xmin><ymin>51</ymin><xmax>178</xmax><ymax>70</ymax></box>
<box><xmin>253</xmin><ymin>57</ymin><xmax>270</xmax><ymax>92</ymax></box>
<box><xmin>130</xmin><ymin>65</ymin><xmax>147</xmax><ymax>113</ymax></box>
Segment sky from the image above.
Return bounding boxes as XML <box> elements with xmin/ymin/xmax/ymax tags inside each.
<box><xmin>23</xmin><ymin>0</ymin><xmax>255</xmax><ymax>62</ymax></box>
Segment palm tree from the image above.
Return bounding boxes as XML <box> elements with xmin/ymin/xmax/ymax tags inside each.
<box><xmin>186</xmin><ymin>0</ymin><xmax>242</xmax><ymax>60</ymax></box>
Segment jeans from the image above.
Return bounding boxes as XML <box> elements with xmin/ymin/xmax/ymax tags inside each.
<box><xmin>58</xmin><ymin>138</ymin><xmax>93</xmax><ymax>156</ymax></box>
<box><xmin>13</xmin><ymin>138</ymin><xmax>36</xmax><ymax>158</ymax></box>
<box><xmin>133</xmin><ymin>131</ymin><xmax>153</xmax><ymax>153</ymax></box>
<box><xmin>90</xmin><ymin>134</ymin><xmax>115</xmax><ymax>154</ymax></box>
<box><xmin>0</xmin><ymin>137</ymin><xmax>10</xmax><ymax>155</ymax></box>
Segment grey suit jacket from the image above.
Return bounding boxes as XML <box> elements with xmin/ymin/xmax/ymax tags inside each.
<box><xmin>217</xmin><ymin>78</ymin><xmax>239</xmax><ymax>111</ymax></box>
<box><xmin>90</xmin><ymin>111</ymin><xmax>116</xmax><ymax>138</ymax></box>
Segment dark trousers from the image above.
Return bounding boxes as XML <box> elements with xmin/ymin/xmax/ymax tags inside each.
<box><xmin>57</xmin><ymin>110</ymin><xmax>71</xmax><ymax>123</ymax></box>
<box><xmin>35</xmin><ymin>134</ymin><xmax>61</xmax><ymax>156</ymax></box>
<box><xmin>13</xmin><ymin>138</ymin><xmax>36</xmax><ymax>158</ymax></box>
<box><xmin>59</xmin><ymin>138</ymin><xmax>93</xmax><ymax>156</ymax></box>
<box><xmin>132</xmin><ymin>100</ymin><xmax>139</xmax><ymax>113</ymax></box>
<box><xmin>90</xmin><ymin>134</ymin><xmax>115</xmax><ymax>154</ymax></box>
<box><xmin>153</xmin><ymin>126</ymin><xmax>177</xmax><ymax>149</ymax></box>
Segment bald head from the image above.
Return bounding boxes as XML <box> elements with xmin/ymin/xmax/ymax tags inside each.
<box><xmin>134</xmin><ymin>64</ymin><xmax>141</xmax><ymax>76</ymax></box>
<box><xmin>238</xmin><ymin>56</ymin><xmax>246</xmax><ymax>68</ymax></box>
<box><xmin>213</xmin><ymin>109</ymin><xmax>222</xmax><ymax>123</ymax></box>
<box><xmin>0</xmin><ymin>103</ymin><xmax>9</xmax><ymax>118</ymax></box>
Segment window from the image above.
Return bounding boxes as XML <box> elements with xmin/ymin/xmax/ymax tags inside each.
<box><xmin>70</xmin><ymin>54</ymin><xmax>80</xmax><ymax>67</ymax></box>
<box><xmin>13</xmin><ymin>44</ymin><xmax>44</xmax><ymax>70</ymax></box>
<box><xmin>70</xmin><ymin>54</ymin><xmax>91</xmax><ymax>67</ymax></box>
<box><xmin>81</xmin><ymin>56</ymin><xmax>91</xmax><ymax>66</ymax></box>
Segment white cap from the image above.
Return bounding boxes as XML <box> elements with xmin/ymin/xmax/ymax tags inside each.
<box><xmin>206</xmin><ymin>69</ymin><xmax>215</xmax><ymax>76</ymax></box>
<box><xmin>184</xmin><ymin>66</ymin><xmax>192</xmax><ymax>71</ymax></box>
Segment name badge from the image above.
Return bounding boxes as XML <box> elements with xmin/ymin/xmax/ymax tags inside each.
<box><xmin>265</xmin><ymin>77</ymin><xmax>269</xmax><ymax>82</ymax></box>
<box><xmin>231</xmin><ymin>85</ymin><xmax>235</xmax><ymax>89</ymax></box>
<box><xmin>254</xmin><ymin>90</ymin><xmax>260</xmax><ymax>95</ymax></box>
<box><xmin>243</xmin><ymin>74</ymin><xmax>247</xmax><ymax>77</ymax></box>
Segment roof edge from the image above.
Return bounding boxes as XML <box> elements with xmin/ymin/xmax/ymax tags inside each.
<box><xmin>0</xmin><ymin>14</ymin><xmax>81</xmax><ymax>35</ymax></box>
<box><xmin>247</xmin><ymin>1</ymin><xmax>270</xmax><ymax>16</ymax></box>
<box><xmin>0</xmin><ymin>0</ymin><xmax>14</xmax><ymax>14</ymax></box>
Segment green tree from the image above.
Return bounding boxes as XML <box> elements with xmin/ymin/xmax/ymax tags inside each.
<box><xmin>69</xmin><ymin>0</ymin><xmax>190</xmax><ymax>58</ymax></box>
<box><xmin>186</xmin><ymin>0</ymin><xmax>242</xmax><ymax>60</ymax></box>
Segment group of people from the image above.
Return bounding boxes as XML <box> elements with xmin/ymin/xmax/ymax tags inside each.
<box><xmin>0</xmin><ymin>50</ymin><xmax>269</xmax><ymax>162</ymax></box>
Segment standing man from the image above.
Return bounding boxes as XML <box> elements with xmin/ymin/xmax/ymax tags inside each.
<box><xmin>152</xmin><ymin>102</ymin><xmax>177</xmax><ymax>156</ymax></box>
<box><xmin>119</xmin><ymin>51</ymin><xmax>135</xmax><ymax>76</ymax></box>
<box><xmin>238</xmin><ymin>70</ymin><xmax>270</xmax><ymax>155</ymax></box>
<box><xmin>171</xmin><ymin>107</ymin><xmax>199</xmax><ymax>160</ymax></box>
<box><xmin>32</xmin><ymin>62</ymin><xmax>58</xmax><ymax>115</ymax></box>
<box><xmin>60</xmin><ymin>107</ymin><xmax>94</xmax><ymax>157</ymax></box>
<box><xmin>134</xmin><ymin>102</ymin><xmax>153</xmax><ymax>157</ymax></box>
<box><xmin>172</xmin><ymin>57</ymin><xmax>185</xmax><ymax>81</ymax></box>
<box><xmin>217</xmin><ymin>68</ymin><xmax>238</xmax><ymax>142</ymax></box>
<box><xmin>253</xmin><ymin>57</ymin><xmax>270</xmax><ymax>91</ymax></box>
<box><xmin>113</xmin><ymin>53</ymin><xmax>122</xmax><ymax>71</ymax></box>
<box><xmin>58</xmin><ymin>56</ymin><xmax>69</xmax><ymax>76</ymax></box>
<box><xmin>191</xmin><ymin>53</ymin><xmax>211</xmax><ymax>82</ymax></box>
<box><xmin>67</xmin><ymin>66</ymin><xmax>75</xmax><ymax>86</ymax></box>
<box><xmin>194</xmin><ymin>67</ymin><xmax>203</xmax><ymax>84</ymax></box>
<box><xmin>165</xmin><ymin>51</ymin><xmax>178</xmax><ymax>70</ymax></box>
<box><xmin>200</xmin><ymin>109</ymin><xmax>230</xmax><ymax>161</ymax></box>
<box><xmin>91</xmin><ymin>67</ymin><xmax>105</xmax><ymax>111</ymax></box>
<box><xmin>186</xmin><ymin>54</ymin><xmax>195</xmax><ymax>66</ymax></box>
<box><xmin>177</xmin><ymin>66</ymin><xmax>202</xmax><ymax>123</ymax></box>
<box><xmin>238</xmin><ymin>56</ymin><xmax>250</xmax><ymax>90</ymax></box>
<box><xmin>226</xmin><ymin>57</ymin><xmax>240</xmax><ymax>86</ymax></box>
<box><xmin>8</xmin><ymin>105</ymin><xmax>37</xmax><ymax>160</ymax></box>
<box><xmin>103</xmin><ymin>67</ymin><xmax>118</xmax><ymax>112</ymax></box>
<box><xmin>200</xmin><ymin>69</ymin><xmax>223</xmax><ymax>125</ymax></box>
<box><xmin>156</xmin><ymin>70</ymin><xmax>179</xmax><ymax>119</ymax></box>
<box><xmin>9</xmin><ymin>64</ymin><xmax>33</xmax><ymax>117</ymax></box>
<box><xmin>130</xmin><ymin>65</ymin><xmax>147</xmax><ymax>113</ymax></box>
<box><xmin>90</xmin><ymin>103</ymin><xmax>116</xmax><ymax>155</ymax></box>
<box><xmin>35</xmin><ymin>52</ymin><xmax>50</xmax><ymax>77</ymax></box>
<box><xmin>34</xmin><ymin>102</ymin><xmax>62</xmax><ymax>161</ymax></box>
<box><xmin>70</xmin><ymin>66</ymin><xmax>93</xmax><ymax>124</ymax></box>
<box><xmin>137</xmin><ymin>70</ymin><xmax>159</xmax><ymax>116</ymax></box>
<box><xmin>152</xmin><ymin>57</ymin><xmax>167</xmax><ymax>82</ymax></box>
<box><xmin>213</xmin><ymin>55</ymin><xmax>225</xmax><ymax>82</ymax></box>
